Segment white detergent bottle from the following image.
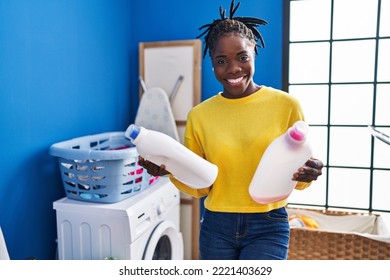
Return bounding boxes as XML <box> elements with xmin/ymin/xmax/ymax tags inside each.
<box><xmin>249</xmin><ymin>121</ymin><xmax>312</xmax><ymax>204</ymax></box>
<box><xmin>125</xmin><ymin>124</ymin><xmax>218</xmax><ymax>189</ymax></box>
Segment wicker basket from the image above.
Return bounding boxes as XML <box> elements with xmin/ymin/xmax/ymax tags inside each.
<box><xmin>287</xmin><ymin>208</ymin><xmax>390</xmax><ymax>260</ymax></box>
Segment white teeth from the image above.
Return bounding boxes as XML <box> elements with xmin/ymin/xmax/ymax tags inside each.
<box><xmin>227</xmin><ymin>77</ymin><xmax>243</xmax><ymax>84</ymax></box>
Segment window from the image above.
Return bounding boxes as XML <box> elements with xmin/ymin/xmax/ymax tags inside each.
<box><xmin>284</xmin><ymin>0</ymin><xmax>390</xmax><ymax>214</ymax></box>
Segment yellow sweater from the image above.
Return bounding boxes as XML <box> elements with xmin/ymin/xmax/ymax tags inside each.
<box><xmin>169</xmin><ymin>86</ymin><xmax>311</xmax><ymax>213</ymax></box>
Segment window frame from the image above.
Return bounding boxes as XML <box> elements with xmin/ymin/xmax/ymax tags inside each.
<box><xmin>283</xmin><ymin>0</ymin><xmax>390</xmax><ymax>214</ymax></box>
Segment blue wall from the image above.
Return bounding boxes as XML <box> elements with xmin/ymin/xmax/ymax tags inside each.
<box><xmin>129</xmin><ymin>0</ymin><xmax>284</xmax><ymax>113</ymax></box>
<box><xmin>0</xmin><ymin>0</ymin><xmax>282</xmax><ymax>260</ymax></box>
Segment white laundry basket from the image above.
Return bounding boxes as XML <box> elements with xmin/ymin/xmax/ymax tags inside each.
<box><xmin>49</xmin><ymin>131</ymin><xmax>159</xmax><ymax>203</ymax></box>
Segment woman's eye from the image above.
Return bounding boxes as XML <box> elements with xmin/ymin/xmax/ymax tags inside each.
<box><xmin>217</xmin><ymin>59</ymin><xmax>226</xmax><ymax>64</ymax></box>
<box><xmin>240</xmin><ymin>56</ymin><xmax>249</xmax><ymax>62</ymax></box>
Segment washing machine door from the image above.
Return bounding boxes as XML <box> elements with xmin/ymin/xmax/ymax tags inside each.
<box><xmin>143</xmin><ymin>220</ymin><xmax>184</xmax><ymax>260</ymax></box>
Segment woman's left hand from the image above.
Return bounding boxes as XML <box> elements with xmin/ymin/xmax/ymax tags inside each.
<box><xmin>292</xmin><ymin>157</ymin><xmax>324</xmax><ymax>182</ymax></box>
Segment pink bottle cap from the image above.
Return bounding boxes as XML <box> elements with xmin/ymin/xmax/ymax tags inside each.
<box><xmin>289</xmin><ymin>121</ymin><xmax>308</xmax><ymax>141</ymax></box>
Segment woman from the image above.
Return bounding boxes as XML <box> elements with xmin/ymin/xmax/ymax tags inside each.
<box><xmin>139</xmin><ymin>0</ymin><xmax>323</xmax><ymax>260</ymax></box>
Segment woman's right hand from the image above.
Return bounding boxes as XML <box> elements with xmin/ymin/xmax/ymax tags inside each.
<box><xmin>138</xmin><ymin>156</ymin><xmax>170</xmax><ymax>176</ymax></box>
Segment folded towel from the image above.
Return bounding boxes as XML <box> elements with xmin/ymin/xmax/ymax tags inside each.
<box><xmin>289</xmin><ymin>214</ymin><xmax>319</xmax><ymax>229</ymax></box>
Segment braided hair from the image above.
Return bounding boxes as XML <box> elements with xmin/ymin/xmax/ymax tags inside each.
<box><xmin>197</xmin><ymin>0</ymin><xmax>268</xmax><ymax>58</ymax></box>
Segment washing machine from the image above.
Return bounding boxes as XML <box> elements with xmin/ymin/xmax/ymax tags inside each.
<box><xmin>53</xmin><ymin>177</ymin><xmax>183</xmax><ymax>260</ymax></box>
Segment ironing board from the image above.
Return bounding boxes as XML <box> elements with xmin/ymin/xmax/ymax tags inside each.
<box><xmin>0</xmin><ymin>226</ymin><xmax>10</xmax><ymax>260</ymax></box>
<box><xmin>134</xmin><ymin>87</ymin><xmax>179</xmax><ymax>141</ymax></box>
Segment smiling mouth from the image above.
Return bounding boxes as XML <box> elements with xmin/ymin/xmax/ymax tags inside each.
<box><xmin>226</xmin><ymin>76</ymin><xmax>244</xmax><ymax>85</ymax></box>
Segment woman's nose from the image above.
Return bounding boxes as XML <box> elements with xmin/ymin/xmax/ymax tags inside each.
<box><xmin>227</xmin><ymin>61</ymin><xmax>241</xmax><ymax>74</ymax></box>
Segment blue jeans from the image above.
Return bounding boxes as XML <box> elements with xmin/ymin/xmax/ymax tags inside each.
<box><xmin>199</xmin><ymin>207</ymin><xmax>290</xmax><ymax>260</ymax></box>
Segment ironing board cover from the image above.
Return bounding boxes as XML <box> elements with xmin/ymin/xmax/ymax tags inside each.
<box><xmin>135</xmin><ymin>87</ymin><xmax>179</xmax><ymax>141</ymax></box>
<box><xmin>0</xmin><ymin>227</ymin><xmax>10</xmax><ymax>260</ymax></box>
